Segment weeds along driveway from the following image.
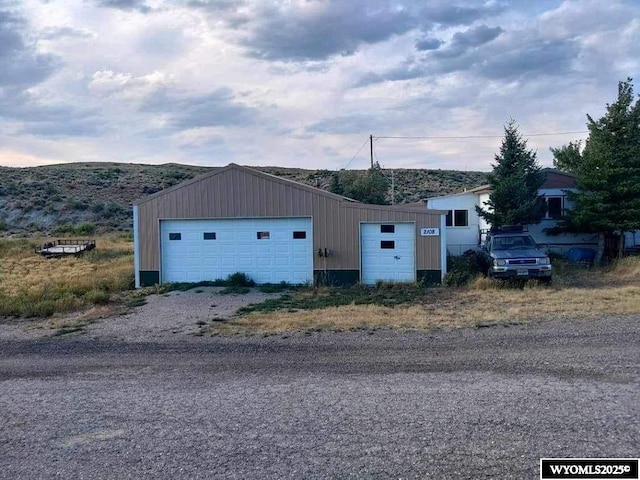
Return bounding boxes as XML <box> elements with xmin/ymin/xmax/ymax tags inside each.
<box><xmin>0</xmin><ymin>287</ymin><xmax>284</xmax><ymax>342</ymax></box>
<box><xmin>0</xmin><ymin>315</ymin><xmax>638</xmax><ymax>479</ymax></box>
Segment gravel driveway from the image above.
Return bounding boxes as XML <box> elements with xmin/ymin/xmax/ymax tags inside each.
<box><xmin>85</xmin><ymin>287</ymin><xmax>282</xmax><ymax>342</ymax></box>
<box><xmin>1</xmin><ymin>315</ymin><xmax>638</xmax><ymax>479</ymax></box>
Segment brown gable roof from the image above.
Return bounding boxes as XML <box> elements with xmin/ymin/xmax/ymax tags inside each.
<box><xmin>440</xmin><ymin>169</ymin><xmax>577</xmax><ymax>197</ymax></box>
<box><xmin>540</xmin><ymin>168</ymin><xmax>577</xmax><ymax>189</ymax></box>
<box><xmin>134</xmin><ymin>163</ymin><xmax>360</xmax><ymax>206</ymax></box>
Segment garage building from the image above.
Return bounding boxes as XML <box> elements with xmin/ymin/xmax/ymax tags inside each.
<box><xmin>133</xmin><ymin>164</ymin><xmax>447</xmax><ymax>287</ymax></box>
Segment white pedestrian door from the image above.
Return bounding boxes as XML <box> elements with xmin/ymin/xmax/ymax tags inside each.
<box><xmin>160</xmin><ymin>218</ymin><xmax>313</xmax><ymax>284</ymax></box>
<box><xmin>360</xmin><ymin>223</ymin><xmax>415</xmax><ymax>285</ymax></box>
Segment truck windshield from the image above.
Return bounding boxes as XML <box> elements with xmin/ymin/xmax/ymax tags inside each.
<box><xmin>492</xmin><ymin>236</ymin><xmax>536</xmax><ymax>250</ymax></box>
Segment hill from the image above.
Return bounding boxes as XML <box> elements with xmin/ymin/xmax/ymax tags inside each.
<box><xmin>0</xmin><ymin>163</ymin><xmax>488</xmax><ymax>235</ymax></box>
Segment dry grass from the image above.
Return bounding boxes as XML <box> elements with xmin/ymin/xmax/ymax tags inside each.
<box><xmin>0</xmin><ymin>236</ymin><xmax>133</xmax><ymax>317</ymax></box>
<box><xmin>213</xmin><ymin>258</ymin><xmax>640</xmax><ymax>335</ymax></box>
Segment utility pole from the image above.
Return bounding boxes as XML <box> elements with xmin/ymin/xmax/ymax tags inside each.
<box><xmin>391</xmin><ymin>170</ymin><xmax>395</xmax><ymax>205</ymax></box>
<box><xmin>369</xmin><ymin>134</ymin><xmax>374</xmax><ymax>169</ymax></box>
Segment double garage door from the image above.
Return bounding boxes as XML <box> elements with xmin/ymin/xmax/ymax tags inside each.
<box><xmin>160</xmin><ymin>218</ymin><xmax>313</xmax><ymax>284</ymax></box>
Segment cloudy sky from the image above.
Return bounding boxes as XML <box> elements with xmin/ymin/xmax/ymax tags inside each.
<box><xmin>1</xmin><ymin>0</ymin><xmax>638</xmax><ymax>171</ymax></box>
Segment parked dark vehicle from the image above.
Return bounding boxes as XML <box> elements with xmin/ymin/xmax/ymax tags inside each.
<box><xmin>481</xmin><ymin>227</ymin><xmax>552</xmax><ymax>282</ymax></box>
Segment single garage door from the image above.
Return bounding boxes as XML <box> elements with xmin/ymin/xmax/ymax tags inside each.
<box><xmin>361</xmin><ymin>222</ymin><xmax>415</xmax><ymax>285</ymax></box>
<box><xmin>160</xmin><ymin>218</ymin><xmax>313</xmax><ymax>284</ymax></box>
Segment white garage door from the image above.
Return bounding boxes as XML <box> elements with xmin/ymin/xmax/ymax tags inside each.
<box><xmin>361</xmin><ymin>223</ymin><xmax>415</xmax><ymax>285</ymax></box>
<box><xmin>160</xmin><ymin>218</ymin><xmax>313</xmax><ymax>284</ymax></box>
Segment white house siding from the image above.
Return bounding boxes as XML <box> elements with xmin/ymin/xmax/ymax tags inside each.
<box><xmin>477</xmin><ymin>192</ymin><xmax>491</xmax><ymax>244</ymax></box>
<box><xmin>426</xmin><ymin>193</ymin><xmax>480</xmax><ymax>255</ymax></box>
<box><xmin>428</xmin><ymin>186</ymin><xmax>604</xmax><ymax>256</ymax></box>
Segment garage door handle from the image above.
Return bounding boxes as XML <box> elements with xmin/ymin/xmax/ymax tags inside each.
<box><xmin>394</xmin><ymin>255</ymin><xmax>401</xmax><ymax>260</ymax></box>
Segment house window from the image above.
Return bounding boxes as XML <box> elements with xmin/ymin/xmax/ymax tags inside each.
<box><xmin>454</xmin><ymin>210</ymin><xmax>469</xmax><ymax>227</ymax></box>
<box><xmin>380</xmin><ymin>224</ymin><xmax>395</xmax><ymax>233</ymax></box>
<box><xmin>203</xmin><ymin>232</ymin><xmax>216</xmax><ymax>240</ymax></box>
<box><xmin>257</xmin><ymin>231</ymin><xmax>270</xmax><ymax>240</ymax></box>
<box><xmin>293</xmin><ymin>231</ymin><xmax>306</xmax><ymax>239</ymax></box>
<box><xmin>546</xmin><ymin>197</ymin><xmax>563</xmax><ymax>219</ymax></box>
<box><xmin>169</xmin><ymin>233</ymin><xmax>181</xmax><ymax>241</ymax></box>
<box><xmin>381</xmin><ymin>240</ymin><xmax>395</xmax><ymax>249</ymax></box>
<box><xmin>446</xmin><ymin>210</ymin><xmax>469</xmax><ymax>227</ymax></box>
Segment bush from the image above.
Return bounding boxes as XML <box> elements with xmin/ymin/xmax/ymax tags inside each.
<box><xmin>75</xmin><ymin>222</ymin><xmax>97</xmax><ymax>236</ymax></box>
<box><xmin>259</xmin><ymin>282</ymin><xmax>293</xmax><ymax>293</ymax></box>
<box><xmin>220</xmin><ymin>286</ymin><xmax>251</xmax><ymax>295</ymax></box>
<box><xmin>226</xmin><ymin>272</ymin><xmax>255</xmax><ymax>287</ymax></box>
<box><xmin>51</xmin><ymin>222</ymin><xmax>97</xmax><ymax>236</ymax></box>
<box><xmin>84</xmin><ymin>289</ymin><xmax>110</xmax><ymax>305</ymax></box>
<box><xmin>445</xmin><ymin>251</ymin><xmax>485</xmax><ymax>287</ymax></box>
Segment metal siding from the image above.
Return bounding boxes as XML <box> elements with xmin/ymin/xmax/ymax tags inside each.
<box><xmin>136</xmin><ymin>166</ymin><xmax>444</xmax><ymax>272</ymax></box>
<box><xmin>133</xmin><ymin>205</ymin><xmax>140</xmax><ymax>288</ymax></box>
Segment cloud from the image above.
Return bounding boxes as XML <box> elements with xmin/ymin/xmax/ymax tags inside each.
<box><xmin>0</xmin><ymin>91</ymin><xmax>104</xmax><ymax>138</ymax></box>
<box><xmin>23</xmin><ymin>114</ymin><xmax>104</xmax><ymax>137</ymax></box>
<box><xmin>415</xmin><ymin>37</ymin><xmax>442</xmax><ymax>51</ymax></box>
<box><xmin>135</xmin><ymin>26</ymin><xmax>188</xmax><ymax>58</ymax></box>
<box><xmin>307</xmin><ymin>114</ymin><xmax>382</xmax><ymax>134</ymax></box>
<box><xmin>140</xmin><ymin>88</ymin><xmax>256</xmax><ymax>130</ymax></box>
<box><xmin>1</xmin><ymin>0</ymin><xmax>639</xmax><ymax>171</ymax></box>
<box><xmin>183</xmin><ymin>0</ymin><xmax>250</xmax><ymax>27</ymax></box>
<box><xmin>0</xmin><ymin>9</ymin><xmax>60</xmax><ymax>89</ymax></box>
<box><xmin>421</xmin><ymin>2</ymin><xmax>505</xmax><ymax>26</ymax></box>
<box><xmin>88</xmin><ymin>70</ymin><xmax>172</xmax><ymax>98</ymax></box>
<box><xmin>188</xmin><ymin>1</ymin><xmax>503</xmax><ymax>62</ymax></box>
<box><xmin>435</xmin><ymin>24</ymin><xmax>503</xmax><ymax>58</ymax></box>
<box><xmin>93</xmin><ymin>0</ymin><xmax>151</xmax><ymax>13</ymax></box>
<box><xmin>477</xmin><ymin>37</ymin><xmax>578</xmax><ymax>80</ymax></box>
<box><xmin>39</xmin><ymin>26</ymin><xmax>95</xmax><ymax>40</ymax></box>
<box><xmin>185</xmin><ymin>0</ymin><xmax>245</xmax><ymax>9</ymax></box>
<box><xmin>354</xmin><ymin>22</ymin><xmax>575</xmax><ymax>86</ymax></box>
<box><xmin>240</xmin><ymin>2</ymin><xmax>417</xmax><ymax>61</ymax></box>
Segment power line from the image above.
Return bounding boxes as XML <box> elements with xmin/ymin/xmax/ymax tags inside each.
<box><xmin>375</xmin><ymin>131</ymin><xmax>588</xmax><ymax>140</ymax></box>
<box><xmin>343</xmin><ymin>137</ymin><xmax>370</xmax><ymax>169</ymax></box>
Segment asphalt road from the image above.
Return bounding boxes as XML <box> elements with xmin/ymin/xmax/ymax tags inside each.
<box><xmin>1</xmin><ymin>316</ymin><xmax>639</xmax><ymax>479</ymax></box>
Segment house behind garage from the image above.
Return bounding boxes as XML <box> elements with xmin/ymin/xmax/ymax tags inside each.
<box><xmin>133</xmin><ymin>164</ymin><xmax>447</xmax><ymax>287</ymax></box>
<box><xmin>426</xmin><ymin>169</ymin><xmax>610</xmax><ymax>256</ymax></box>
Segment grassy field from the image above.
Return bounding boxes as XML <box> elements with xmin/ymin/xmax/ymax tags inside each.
<box><xmin>0</xmin><ymin>235</ymin><xmax>133</xmax><ymax>317</ymax></box>
<box><xmin>210</xmin><ymin>257</ymin><xmax>640</xmax><ymax>335</ymax></box>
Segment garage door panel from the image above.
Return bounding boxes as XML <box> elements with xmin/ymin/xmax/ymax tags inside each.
<box><xmin>256</xmin><ymin>245</ymin><xmax>273</xmax><ymax>255</ymax></box>
<box><xmin>201</xmin><ymin>246</ymin><xmax>219</xmax><ymax>256</ymax></box>
<box><xmin>256</xmin><ymin>257</ymin><xmax>273</xmax><ymax>267</ymax></box>
<box><xmin>161</xmin><ymin>218</ymin><xmax>312</xmax><ymax>284</ymax></box>
<box><xmin>218</xmin><ymin>244</ymin><xmax>237</xmax><ymax>255</ymax></box>
<box><xmin>236</xmin><ymin>256</ymin><xmax>255</xmax><ymax>268</ymax></box>
<box><xmin>183</xmin><ymin>232</ymin><xmax>198</xmax><ymax>242</ymax></box>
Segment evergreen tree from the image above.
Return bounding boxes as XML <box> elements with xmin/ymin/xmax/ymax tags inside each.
<box><xmin>563</xmin><ymin>78</ymin><xmax>640</xmax><ymax>261</ymax></box>
<box><xmin>476</xmin><ymin>119</ymin><xmax>546</xmax><ymax>229</ymax></box>
<box><xmin>329</xmin><ymin>163</ymin><xmax>390</xmax><ymax>204</ymax></box>
<box><xmin>550</xmin><ymin>141</ymin><xmax>583</xmax><ymax>174</ymax></box>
